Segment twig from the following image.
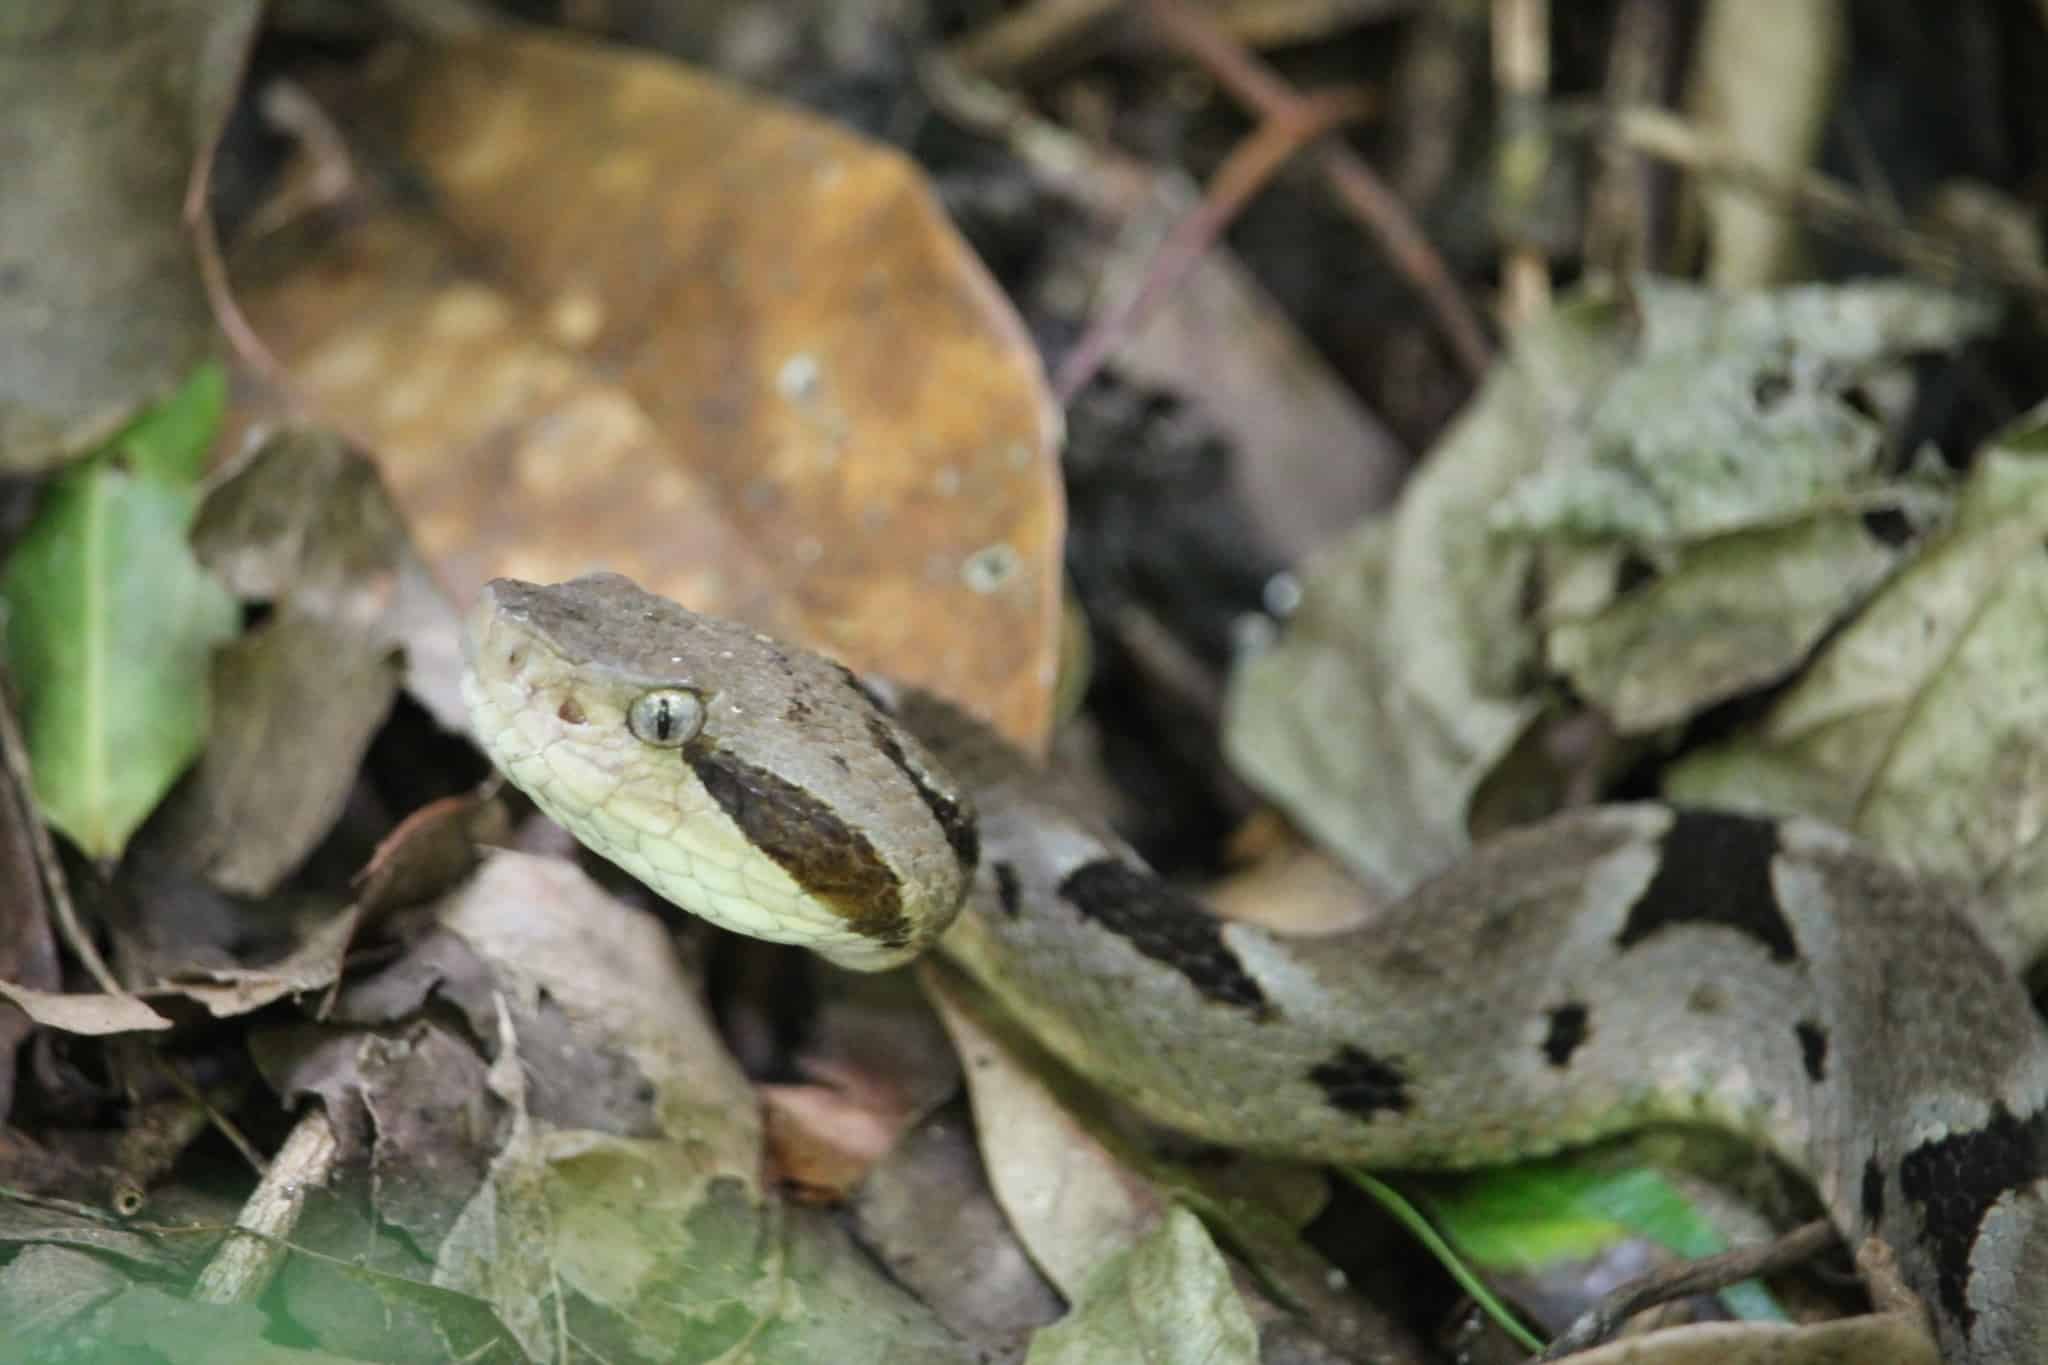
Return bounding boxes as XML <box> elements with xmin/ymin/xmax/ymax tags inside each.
<box><xmin>185</xmin><ymin>89</ymin><xmax>295</xmax><ymax>402</ymax></box>
<box><xmin>152</xmin><ymin>1054</ymin><xmax>269</xmax><ymax>1179</ymax></box>
<box><xmin>1491</xmin><ymin>0</ymin><xmax>1552</xmax><ymax>322</ymax></box>
<box><xmin>1611</xmin><ymin>104</ymin><xmax>2048</xmax><ymax>308</ymax></box>
<box><xmin>1053</xmin><ymin>87</ymin><xmax>1374</xmax><ymax>402</ymax></box>
<box><xmin>191</xmin><ymin>1107</ymin><xmax>338</xmax><ymax>1305</ymax></box>
<box><xmin>1584</xmin><ymin>0</ymin><xmax>1676</xmax><ymax>275</ymax></box>
<box><xmin>1537</xmin><ymin>1219</ymin><xmax>1838</xmax><ymax>1360</ymax></box>
<box><xmin>0</xmin><ymin>666</ymin><xmax>123</xmax><ymax>998</ymax></box>
<box><xmin>1141</xmin><ymin>0</ymin><xmax>1494</xmax><ymax>379</ymax></box>
<box><xmin>944</xmin><ymin>0</ymin><xmax>1122</xmax><ymax>77</ymax></box>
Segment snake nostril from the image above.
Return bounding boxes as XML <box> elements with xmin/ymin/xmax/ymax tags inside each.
<box><xmin>558</xmin><ymin>698</ymin><xmax>587</xmax><ymax>725</ymax></box>
<box><xmin>506</xmin><ymin>648</ymin><xmax>525</xmax><ymax>670</ymax></box>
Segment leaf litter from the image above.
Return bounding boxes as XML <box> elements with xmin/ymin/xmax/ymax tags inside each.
<box><xmin>5</xmin><ymin>6</ymin><xmax>2048</xmax><ymax>1365</ymax></box>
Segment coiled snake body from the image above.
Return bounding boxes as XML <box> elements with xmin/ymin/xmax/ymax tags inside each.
<box><xmin>463</xmin><ymin>572</ymin><xmax>2048</xmax><ymax>1364</ymax></box>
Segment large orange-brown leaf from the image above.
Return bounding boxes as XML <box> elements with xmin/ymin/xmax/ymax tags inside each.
<box><xmin>232</xmin><ymin>32</ymin><xmax>1063</xmax><ymax>747</ymax></box>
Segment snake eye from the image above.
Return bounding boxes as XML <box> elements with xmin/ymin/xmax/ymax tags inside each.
<box><xmin>627</xmin><ymin>688</ymin><xmax>704</xmax><ymax>748</ymax></box>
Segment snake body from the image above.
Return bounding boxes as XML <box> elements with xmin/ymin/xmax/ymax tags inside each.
<box><xmin>463</xmin><ymin>572</ymin><xmax>2048</xmax><ymax>1364</ymax></box>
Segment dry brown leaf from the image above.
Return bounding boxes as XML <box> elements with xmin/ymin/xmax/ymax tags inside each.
<box><xmin>1204</xmin><ymin>837</ymin><xmax>1380</xmax><ymax>936</ymax></box>
<box><xmin>850</xmin><ymin>1106</ymin><xmax>1063</xmax><ymax>1352</ymax></box>
<box><xmin>351</xmin><ymin>788</ymin><xmax>505</xmax><ymax>922</ymax></box>
<box><xmin>147</xmin><ymin>619</ymin><xmax>399</xmax><ymax>899</ymax></box>
<box><xmin>192</xmin><ymin>428</ymin><xmax>470</xmax><ymax>729</ymax></box>
<box><xmin>152</xmin><ymin>904</ymin><xmax>363</xmax><ymax>1020</ymax></box>
<box><xmin>762</xmin><ymin>1066</ymin><xmax>917</xmax><ymax>1202</ymax></box>
<box><xmin>0</xmin><ymin>982</ymin><xmax>170</xmax><ymax>1036</ymax></box>
<box><xmin>757</xmin><ymin>971</ymin><xmax>961</xmax><ymax>1198</ymax></box>
<box><xmin>232</xmin><ymin>31</ymin><xmax>1064</xmax><ymax>747</ymax></box>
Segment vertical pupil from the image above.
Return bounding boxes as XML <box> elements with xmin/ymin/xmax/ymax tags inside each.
<box><xmin>655</xmin><ymin>699</ymin><xmax>673</xmax><ymax>739</ymax></box>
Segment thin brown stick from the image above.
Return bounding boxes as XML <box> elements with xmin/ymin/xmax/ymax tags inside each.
<box><xmin>1537</xmin><ymin>1219</ymin><xmax>1838</xmax><ymax>1360</ymax></box>
<box><xmin>1053</xmin><ymin>87</ymin><xmax>1374</xmax><ymax>402</ymax></box>
<box><xmin>184</xmin><ymin>83</ymin><xmax>295</xmax><ymax>402</ymax></box>
<box><xmin>1141</xmin><ymin>0</ymin><xmax>1494</xmax><ymax>378</ymax></box>
<box><xmin>1613</xmin><ymin>104</ymin><xmax>2048</xmax><ymax>308</ymax></box>
<box><xmin>0</xmin><ymin>668</ymin><xmax>122</xmax><ymax>998</ymax></box>
<box><xmin>944</xmin><ymin>0</ymin><xmax>1122</xmax><ymax>77</ymax></box>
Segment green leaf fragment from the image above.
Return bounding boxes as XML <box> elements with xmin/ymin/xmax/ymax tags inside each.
<box><xmin>1026</xmin><ymin>1207</ymin><xmax>1261</xmax><ymax>1365</ymax></box>
<box><xmin>107</xmin><ymin>360</ymin><xmax>227</xmax><ymax>488</ymax></box>
<box><xmin>1422</xmin><ymin>1159</ymin><xmax>1788</xmax><ymax>1324</ymax></box>
<box><xmin>2</xmin><ymin>459</ymin><xmax>237</xmax><ymax>860</ymax></box>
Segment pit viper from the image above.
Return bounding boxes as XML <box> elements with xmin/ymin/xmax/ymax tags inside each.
<box><xmin>461</xmin><ymin>571</ymin><xmax>2048</xmax><ymax>1364</ymax></box>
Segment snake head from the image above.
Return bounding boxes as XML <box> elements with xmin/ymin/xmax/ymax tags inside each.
<box><xmin>462</xmin><ymin>573</ymin><xmax>978</xmax><ymax>971</ymax></box>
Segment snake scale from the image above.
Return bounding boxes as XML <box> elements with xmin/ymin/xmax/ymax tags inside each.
<box><xmin>462</xmin><ymin>572</ymin><xmax>2048</xmax><ymax>1364</ymax></box>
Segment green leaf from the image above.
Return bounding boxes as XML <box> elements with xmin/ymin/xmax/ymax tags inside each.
<box><xmin>1025</xmin><ymin>1207</ymin><xmax>1261</xmax><ymax>1365</ymax></box>
<box><xmin>2</xmin><ymin>459</ymin><xmax>238</xmax><ymax>859</ymax></box>
<box><xmin>1343</xmin><ymin>1169</ymin><xmax>1544</xmax><ymax>1352</ymax></box>
<box><xmin>108</xmin><ymin>360</ymin><xmax>226</xmax><ymax>488</ymax></box>
<box><xmin>1421</xmin><ymin>1158</ymin><xmax>1787</xmax><ymax>1323</ymax></box>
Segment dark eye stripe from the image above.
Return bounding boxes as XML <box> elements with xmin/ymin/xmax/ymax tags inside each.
<box><xmin>687</xmin><ymin>747</ymin><xmax>913</xmax><ymax>947</ymax></box>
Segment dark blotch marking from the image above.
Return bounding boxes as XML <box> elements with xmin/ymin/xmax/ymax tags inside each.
<box><xmin>1842</xmin><ymin>384</ymin><xmax>1881</xmax><ymax>422</ymax></box>
<box><xmin>556</xmin><ymin>698</ymin><xmax>586</xmax><ymax>725</ymax></box>
<box><xmin>993</xmin><ymin>862</ymin><xmax>1023</xmax><ymax>917</ymax></box>
<box><xmin>1898</xmin><ymin>1102</ymin><xmax>2048</xmax><ymax>1335</ymax></box>
<box><xmin>1617</xmin><ymin>810</ymin><xmax>1799</xmax><ymax>964</ymax></box>
<box><xmin>1309</xmin><ymin>1045</ymin><xmax>1411</xmax><ymax>1120</ymax></box>
<box><xmin>1861</xmin><ymin>1154</ymin><xmax>1885</xmax><ymax>1227</ymax></box>
<box><xmin>1058</xmin><ymin>859</ymin><xmax>1267</xmax><ymax>1014</ymax></box>
<box><xmin>835</xmin><ymin>662</ymin><xmax>895</xmax><ymax>715</ymax></box>
<box><xmin>1542</xmin><ymin>1002</ymin><xmax>1590</xmax><ymax>1068</ymax></box>
<box><xmin>866</xmin><ymin>715</ymin><xmax>979</xmax><ymax>874</ymax></box>
<box><xmin>783</xmin><ymin>696</ymin><xmax>813</xmax><ymax>724</ymax></box>
<box><xmin>1796</xmin><ymin>1019</ymin><xmax>1828</xmax><ymax>1083</ymax></box>
<box><xmin>689</xmin><ymin>749</ymin><xmax>913</xmax><ymax>946</ymax></box>
<box><xmin>1861</xmin><ymin>506</ymin><xmax>1914</xmax><ymax>547</ymax></box>
<box><xmin>1613</xmin><ymin>551</ymin><xmax>1657</xmax><ymax>597</ymax></box>
<box><xmin>1751</xmin><ymin>370</ymin><xmax>1792</xmax><ymax>409</ymax></box>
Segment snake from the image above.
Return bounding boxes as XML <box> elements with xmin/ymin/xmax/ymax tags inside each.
<box><xmin>461</xmin><ymin>571</ymin><xmax>2048</xmax><ymax>1364</ymax></box>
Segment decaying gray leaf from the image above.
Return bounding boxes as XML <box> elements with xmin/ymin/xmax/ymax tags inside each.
<box><xmin>924</xmin><ymin>963</ymin><xmax>1421</xmax><ymax>1364</ymax></box>
<box><xmin>1667</xmin><ymin>408</ymin><xmax>2048</xmax><ymax>964</ymax></box>
<box><xmin>925</xmin><ymin>962</ymin><xmax>1169</xmax><ymax>1299</ymax></box>
<box><xmin>0</xmin><ymin>1</ymin><xmax>260</xmax><ymax>472</ymax></box>
<box><xmin>149</xmin><ymin>618</ymin><xmax>400</xmax><ymax>897</ymax></box>
<box><xmin>1023</xmin><ymin>1207</ymin><xmax>1260</xmax><ymax>1365</ymax></box>
<box><xmin>1545</xmin><ymin>491</ymin><xmax>1946</xmax><ymax>731</ymax></box>
<box><xmin>0</xmin><ymin>1245</ymin><xmax>131</xmax><ymax>1346</ymax></box>
<box><xmin>0</xmin><ymin>980</ymin><xmax>170</xmax><ymax>1035</ymax></box>
<box><xmin>192</xmin><ymin>428</ymin><xmax>470</xmax><ymax>732</ymax></box>
<box><xmin>1225</xmin><ymin>292</ymin><xmax>1628</xmax><ymax>893</ymax></box>
<box><xmin>153</xmin><ymin>902</ymin><xmax>363</xmax><ymax>1019</ymax></box>
<box><xmin>852</xmin><ymin>1103</ymin><xmax>1062</xmax><ymax>1358</ymax></box>
<box><xmin>418</xmin><ymin>851</ymin><xmax>970</xmax><ymax>1363</ymax></box>
<box><xmin>1494</xmin><ymin>280</ymin><xmax>1989</xmax><ymax>548</ymax></box>
<box><xmin>1225</xmin><ymin>278</ymin><xmax>1996</xmax><ymax>893</ymax></box>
